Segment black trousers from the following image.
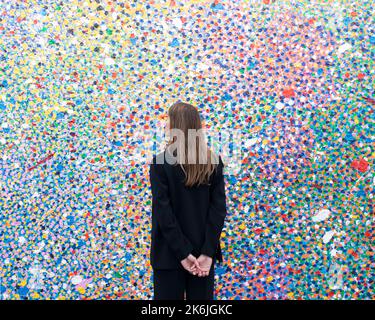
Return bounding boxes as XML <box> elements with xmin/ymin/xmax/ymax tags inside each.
<box><xmin>153</xmin><ymin>263</ymin><xmax>215</xmax><ymax>300</ymax></box>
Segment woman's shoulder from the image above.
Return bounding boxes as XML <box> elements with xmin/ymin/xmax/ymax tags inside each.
<box><xmin>151</xmin><ymin>150</ymin><xmax>166</xmax><ymax>165</ymax></box>
<box><xmin>209</xmin><ymin>150</ymin><xmax>224</xmax><ymax>167</ymax></box>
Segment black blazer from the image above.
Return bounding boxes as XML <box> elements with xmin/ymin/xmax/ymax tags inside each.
<box><xmin>149</xmin><ymin>151</ymin><xmax>228</xmax><ymax>269</ymax></box>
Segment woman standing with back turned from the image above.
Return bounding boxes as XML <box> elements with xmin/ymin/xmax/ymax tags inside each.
<box><xmin>149</xmin><ymin>101</ymin><xmax>228</xmax><ymax>300</ymax></box>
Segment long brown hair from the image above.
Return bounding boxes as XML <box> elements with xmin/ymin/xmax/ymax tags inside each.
<box><xmin>166</xmin><ymin>101</ymin><xmax>219</xmax><ymax>187</ymax></box>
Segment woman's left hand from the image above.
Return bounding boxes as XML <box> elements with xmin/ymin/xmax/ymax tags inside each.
<box><xmin>181</xmin><ymin>254</ymin><xmax>199</xmax><ymax>275</ymax></box>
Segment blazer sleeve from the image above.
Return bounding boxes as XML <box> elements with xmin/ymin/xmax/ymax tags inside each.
<box><xmin>149</xmin><ymin>161</ymin><xmax>193</xmax><ymax>262</ymax></box>
<box><xmin>200</xmin><ymin>156</ymin><xmax>228</xmax><ymax>258</ymax></box>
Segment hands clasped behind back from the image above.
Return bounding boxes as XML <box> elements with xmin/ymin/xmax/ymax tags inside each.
<box><xmin>181</xmin><ymin>254</ymin><xmax>213</xmax><ymax>277</ymax></box>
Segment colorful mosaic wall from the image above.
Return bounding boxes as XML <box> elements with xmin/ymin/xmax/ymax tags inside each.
<box><xmin>0</xmin><ymin>0</ymin><xmax>374</xmax><ymax>299</ymax></box>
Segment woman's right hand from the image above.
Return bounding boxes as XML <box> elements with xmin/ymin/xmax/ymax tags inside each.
<box><xmin>196</xmin><ymin>254</ymin><xmax>212</xmax><ymax>277</ymax></box>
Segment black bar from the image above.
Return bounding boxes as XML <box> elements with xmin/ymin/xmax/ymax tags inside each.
<box><xmin>0</xmin><ymin>300</ymin><xmax>373</xmax><ymax>319</ymax></box>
